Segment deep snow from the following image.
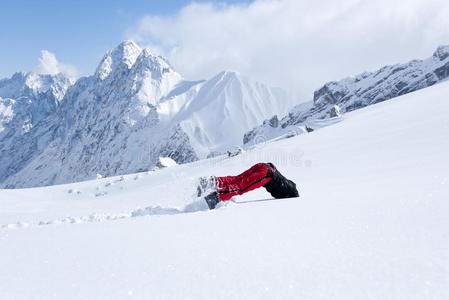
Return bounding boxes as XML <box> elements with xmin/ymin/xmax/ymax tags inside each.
<box><xmin>1</xmin><ymin>81</ymin><xmax>449</xmax><ymax>299</ymax></box>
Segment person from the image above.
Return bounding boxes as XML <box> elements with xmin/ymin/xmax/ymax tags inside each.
<box><xmin>197</xmin><ymin>163</ymin><xmax>299</xmax><ymax>209</ymax></box>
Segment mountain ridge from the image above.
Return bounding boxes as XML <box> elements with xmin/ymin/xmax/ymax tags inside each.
<box><xmin>244</xmin><ymin>44</ymin><xmax>449</xmax><ymax>145</ymax></box>
<box><xmin>0</xmin><ymin>41</ymin><xmax>293</xmax><ymax>188</ymax></box>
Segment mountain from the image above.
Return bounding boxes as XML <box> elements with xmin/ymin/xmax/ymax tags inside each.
<box><xmin>159</xmin><ymin>70</ymin><xmax>292</xmax><ymax>157</ymax></box>
<box><xmin>0</xmin><ymin>72</ymin><xmax>73</xmax><ymax>184</ymax></box>
<box><xmin>244</xmin><ymin>44</ymin><xmax>449</xmax><ymax>145</ymax></box>
<box><xmin>0</xmin><ymin>71</ymin><xmax>72</xmax><ymax>137</ymax></box>
<box><xmin>0</xmin><ymin>41</ymin><xmax>293</xmax><ymax>188</ymax></box>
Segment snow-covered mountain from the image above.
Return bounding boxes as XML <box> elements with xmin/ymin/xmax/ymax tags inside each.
<box><xmin>0</xmin><ymin>71</ymin><xmax>72</xmax><ymax>136</ymax></box>
<box><xmin>244</xmin><ymin>45</ymin><xmax>449</xmax><ymax>145</ymax></box>
<box><xmin>0</xmin><ymin>72</ymin><xmax>73</xmax><ymax>184</ymax></box>
<box><xmin>0</xmin><ymin>41</ymin><xmax>293</xmax><ymax>188</ymax></box>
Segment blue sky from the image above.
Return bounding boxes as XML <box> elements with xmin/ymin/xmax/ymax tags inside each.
<box><xmin>1</xmin><ymin>0</ymin><xmax>447</xmax><ymax>95</ymax></box>
<box><xmin>0</xmin><ymin>0</ymin><xmax>250</xmax><ymax>78</ymax></box>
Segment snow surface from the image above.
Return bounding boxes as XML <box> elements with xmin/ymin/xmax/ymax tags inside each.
<box><xmin>1</xmin><ymin>81</ymin><xmax>449</xmax><ymax>299</ymax></box>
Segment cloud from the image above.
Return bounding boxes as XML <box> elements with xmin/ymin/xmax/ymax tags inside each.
<box><xmin>127</xmin><ymin>0</ymin><xmax>449</xmax><ymax>99</ymax></box>
<box><xmin>36</xmin><ymin>50</ymin><xmax>78</xmax><ymax>78</ymax></box>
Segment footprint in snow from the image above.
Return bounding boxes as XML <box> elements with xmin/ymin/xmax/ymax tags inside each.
<box><xmin>95</xmin><ymin>192</ymin><xmax>108</xmax><ymax>197</ymax></box>
<box><xmin>67</xmin><ymin>189</ymin><xmax>81</xmax><ymax>194</ymax></box>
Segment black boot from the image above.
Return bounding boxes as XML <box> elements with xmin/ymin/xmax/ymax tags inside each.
<box><xmin>204</xmin><ymin>191</ymin><xmax>220</xmax><ymax>210</ymax></box>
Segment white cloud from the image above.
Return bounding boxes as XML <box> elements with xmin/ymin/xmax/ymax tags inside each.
<box><xmin>36</xmin><ymin>50</ymin><xmax>78</xmax><ymax>78</ymax></box>
<box><xmin>127</xmin><ymin>0</ymin><xmax>449</xmax><ymax>99</ymax></box>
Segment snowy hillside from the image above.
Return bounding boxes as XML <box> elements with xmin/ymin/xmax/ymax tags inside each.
<box><xmin>244</xmin><ymin>44</ymin><xmax>449</xmax><ymax>145</ymax></box>
<box><xmin>1</xmin><ymin>80</ymin><xmax>448</xmax><ymax>299</ymax></box>
<box><xmin>0</xmin><ymin>41</ymin><xmax>293</xmax><ymax>188</ymax></box>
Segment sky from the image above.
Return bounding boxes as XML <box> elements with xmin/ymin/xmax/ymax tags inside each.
<box><xmin>1</xmin><ymin>0</ymin><xmax>449</xmax><ymax>98</ymax></box>
<box><xmin>0</xmin><ymin>0</ymin><xmax>250</xmax><ymax>78</ymax></box>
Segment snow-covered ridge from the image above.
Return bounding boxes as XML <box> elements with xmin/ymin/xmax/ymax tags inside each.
<box><xmin>0</xmin><ymin>71</ymin><xmax>72</xmax><ymax>140</ymax></box>
<box><xmin>0</xmin><ymin>41</ymin><xmax>293</xmax><ymax>188</ymax></box>
<box><xmin>244</xmin><ymin>44</ymin><xmax>449</xmax><ymax>145</ymax></box>
<box><xmin>0</xmin><ymin>71</ymin><xmax>72</xmax><ymax>101</ymax></box>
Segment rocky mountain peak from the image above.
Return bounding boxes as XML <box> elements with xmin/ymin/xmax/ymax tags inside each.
<box><xmin>95</xmin><ymin>40</ymin><xmax>142</xmax><ymax>80</ymax></box>
<box><xmin>0</xmin><ymin>72</ymin><xmax>72</xmax><ymax>101</ymax></box>
<box><xmin>132</xmin><ymin>48</ymin><xmax>178</xmax><ymax>80</ymax></box>
<box><xmin>112</xmin><ymin>40</ymin><xmax>142</xmax><ymax>65</ymax></box>
<box><xmin>433</xmin><ymin>45</ymin><xmax>449</xmax><ymax>61</ymax></box>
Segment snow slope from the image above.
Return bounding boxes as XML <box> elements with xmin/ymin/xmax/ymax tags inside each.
<box><xmin>1</xmin><ymin>81</ymin><xmax>449</xmax><ymax>299</ymax></box>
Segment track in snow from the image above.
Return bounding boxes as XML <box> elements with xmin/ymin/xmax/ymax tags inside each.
<box><xmin>0</xmin><ymin>199</ymin><xmax>215</xmax><ymax>230</ymax></box>
<box><xmin>1</xmin><ymin>196</ymin><xmax>295</xmax><ymax>230</ymax></box>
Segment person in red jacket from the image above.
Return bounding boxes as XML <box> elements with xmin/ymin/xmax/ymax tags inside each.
<box><xmin>197</xmin><ymin>163</ymin><xmax>299</xmax><ymax>209</ymax></box>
